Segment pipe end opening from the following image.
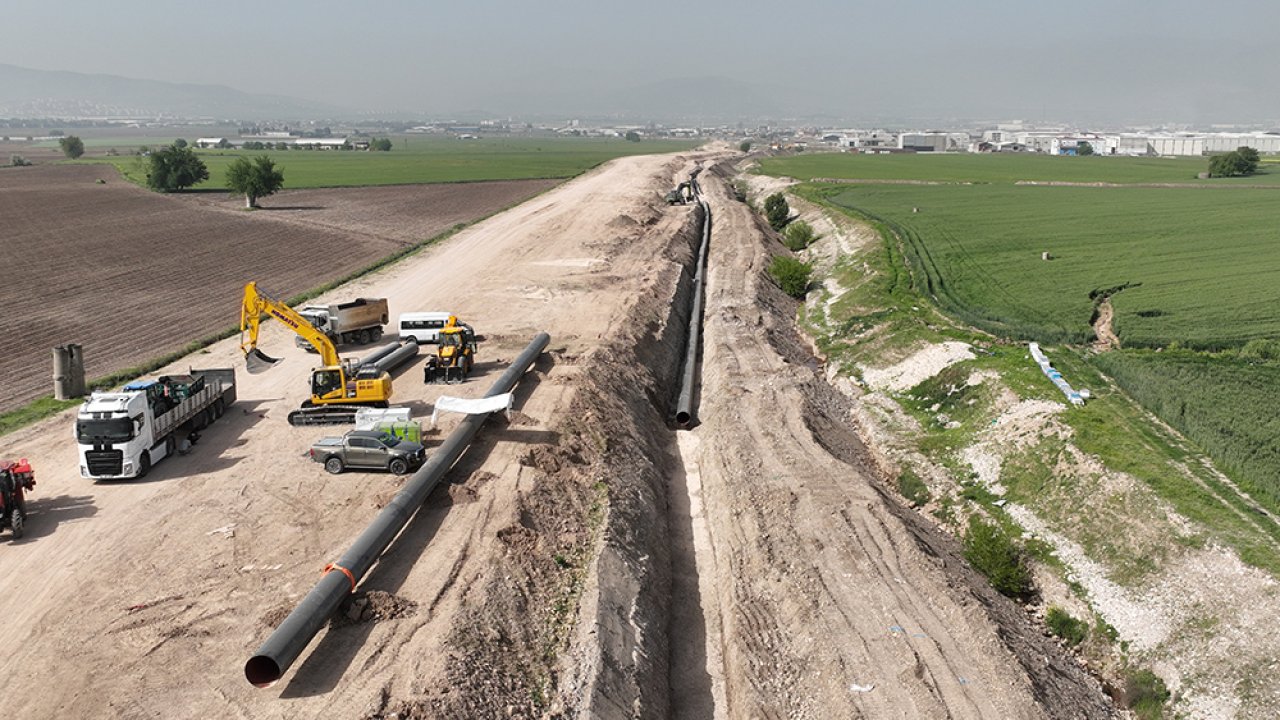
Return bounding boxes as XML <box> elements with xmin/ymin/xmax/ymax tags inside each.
<box><xmin>245</xmin><ymin>655</ymin><xmax>283</xmax><ymax>688</ymax></box>
<box><xmin>675</xmin><ymin>411</ymin><xmax>692</xmax><ymax>427</ymax></box>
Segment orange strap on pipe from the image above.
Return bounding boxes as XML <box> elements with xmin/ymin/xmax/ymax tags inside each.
<box><xmin>323</xmin><ymin>563</ymin><xmax>356</xmax><ymax>593</ymax></box>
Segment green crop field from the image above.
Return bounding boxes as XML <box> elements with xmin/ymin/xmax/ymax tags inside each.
<box><xmin>86</xmin><ymin>136</ymin><xmax>698</xmax><ymax>189</ymax></box>
<box><xmin>802</xmin><ymin>183</ymin><xmax>1280</xmax><ymax>348</ymax></box>
<box><xmin>761</xmin><ymin>152</ymin><xmax>1280</xmax><ymax>185</ymax></box>
<box><xmin>773</xmin><ymin>152</ymin><xmax>1280</xmax><ymax>526</ymax></box>
<box><xmin>1093</xmin><ymin>349</ymin><xmax>1280</xmax><ymax>512</ymax></box>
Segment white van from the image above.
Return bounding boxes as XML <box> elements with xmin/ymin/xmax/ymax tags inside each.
<box><xmin>398</xmin><ymin>312</ymin><xmax>454</xmax><ymax>344</ymax></box>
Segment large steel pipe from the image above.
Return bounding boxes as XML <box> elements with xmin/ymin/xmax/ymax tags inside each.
<box><xmin>675</xmin><ymin>199</ymin><xmax>711</xmax><ymax>428</ymax></box>
<box><xmin>371</xmin><ymin>340</ymin><xmax>419</xmax><ymax>374</ymax></box>
<box><xmin>357</xmin><ymin>342</ymin><xmax>402</xmax><ymax>368</ymax></box>
<box><xmin>245</xmin><ymin>332</ymin><xmax>551</xmax><ymax>687</ymax></box>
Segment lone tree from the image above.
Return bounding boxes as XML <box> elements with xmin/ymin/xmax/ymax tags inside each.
<box><xmin>764</xmin><ymin>192</ymin><xmax>790</xmax><ymax>231</ymax></box>
<box><xmin>226</xmin><ymin>155</ymin><xmax>285</xmax><ymax>208</ymax></box>
<box><xmin>173</xmin><ymin>138</ymin><xmax>188</xmax><ymax>148</ymax></box>
<box><xmin>59</xmin><ymin>135</ymin><xmax>85</xmax><ymax>159</ymax></box>
<box><xmin>1209</xmin><ymin>146</ymin><xmax>1260</xmax><ymax>178</ymax></box>
<box><xmin>369</xmin><ymin>137</ymin><xmax>392</xmax><ymax>151</ymax></box>
<box><xmin>145</xmin><ymin>143</ymin><xmax>209</xmax><ymax>192</ymax></box>
<box><xmin>1077</xmin><ymin>141</ymin><xmax>1094</xmax><ymax>156</ymax></box>
<box><xmin>739</xmin><ymin>140</ymin><xmax>752</xmax><ymax>153</ymax></box>
<box><xmin>625</xmin><ymin>130</ymin><xmax>641</xmax><ymax>142</ymax></box>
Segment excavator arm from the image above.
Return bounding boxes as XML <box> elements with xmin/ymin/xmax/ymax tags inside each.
<box><xmin>240</xmin><ymin>282</ymin><xmax>343</xmax><ymax>374</ymax></box>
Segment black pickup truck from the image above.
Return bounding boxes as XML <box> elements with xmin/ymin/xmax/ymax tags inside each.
<box><xmin>309</xmin><ymin>429</ymin><xmax>426</xmax><ymax>475</ymax></box>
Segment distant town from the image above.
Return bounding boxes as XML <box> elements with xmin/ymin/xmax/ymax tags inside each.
<box><xmin>3</xmin><ymin>115</ymin><xmax>1279</xmax><ymax>157</ymax></box>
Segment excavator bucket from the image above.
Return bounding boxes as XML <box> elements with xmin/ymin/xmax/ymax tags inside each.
<box><xmin>244</xmin><ymin>348</ymin><xmax>283</xmax><ymax>375</ymax></box>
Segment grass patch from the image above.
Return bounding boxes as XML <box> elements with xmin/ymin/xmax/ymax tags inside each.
<box><xmin>963</xmin><ymin>515</ymin><xmax>1034</xmax><ymax>599</ymax></box>
<box><xmin>1124</xmin><ymin>667</ymin><xmax>1171</xmax><ymax>720</ymax></box>
<box><xmin>896</xmin><ymin>469</ymin><xmax>930</xmax><ymax>506</ymax></box>
<box><xmin>1045</xmin><ymin>606</ymin><xmax>1089</xmax><ymax>646</ymax></box>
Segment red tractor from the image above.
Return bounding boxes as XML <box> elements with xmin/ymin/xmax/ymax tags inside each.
<box><xmin>0</xmin><ymin>459</ymin><xmax>35</xmax><ymax>540</ymax></box>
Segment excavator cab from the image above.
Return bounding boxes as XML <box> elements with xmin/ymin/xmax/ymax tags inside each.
<box><xmin>311</xmin><ymin>368</ymin><xmax>345</xmax><ymax>400</ymax></box>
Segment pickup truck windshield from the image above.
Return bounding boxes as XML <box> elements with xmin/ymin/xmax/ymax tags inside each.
<box><xmin>76</xmin><ymin>416</ymin><xmax>134</xmax><ymax>443</ymax></box>
<box><xmin>377</xmin><ymin>432</ymin><xmax>400</xmax><ymax>447</ymax></box>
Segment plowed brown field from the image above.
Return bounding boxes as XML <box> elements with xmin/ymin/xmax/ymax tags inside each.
<box><xmin>0</xmin><ymin>164</ymin><xmax>556</xmax><ymax>412</ymax></box>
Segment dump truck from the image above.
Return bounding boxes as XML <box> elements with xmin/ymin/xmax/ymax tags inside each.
<box><xmin>75</xmin><ymin>369</ymin><xmax>236</xmax><ymax>480</ymax></box>
<box><xmin>295</xmin><ymin>298</ymin><xmax>389</xmax><ymax>349</ymax></box>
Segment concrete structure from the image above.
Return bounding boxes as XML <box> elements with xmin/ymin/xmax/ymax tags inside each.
<box><xmin>292</xmin><ymin>138</ymin><xmax>349</xmax><ymax>149</ymax></box>
<box><xmin>898</xmin><ymin>133</ymin><xmax>948</xmax><ymax>152</ymax></box>
<box><xmin>194</xmin><ymin>137</ymin><xmax>228</xmax><ymax>148</ymax></box>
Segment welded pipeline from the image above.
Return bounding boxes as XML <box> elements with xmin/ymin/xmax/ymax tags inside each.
<box><xmin>675</xmin><ymin>198</ymin><xmax>711</xmax><ymax>428</ymax></box>
<box><xmin>370</xmin><ymin>340</ymin><xmax>419</xmax><ymax>374</ymax></box>
<box><xmin>244</xmin><ymin>332</ymin><xmax>551</xmax><ymax>688</ymax></box>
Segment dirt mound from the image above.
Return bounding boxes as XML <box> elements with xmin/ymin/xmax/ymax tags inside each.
<box><xmin>334</xmin><ymin>591</ymin><xmax>419</xmax><ymax>626</ymax></box>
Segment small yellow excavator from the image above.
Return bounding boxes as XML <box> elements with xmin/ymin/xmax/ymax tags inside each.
<box><xmin>423</xmin><ymin>316</ymin><xmax>478</xmax><ymax>383</ymax></box>
<box><xmin>240</xmin><ymin>282</ymin><xmax>392</xmax><ymax>424</ymax></box>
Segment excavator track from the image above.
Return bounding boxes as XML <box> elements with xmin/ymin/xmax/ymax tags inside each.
<box><xmin>287</xmin><ymin>405</ymin><xmax>363</xmax><ymax>426</ymax></box>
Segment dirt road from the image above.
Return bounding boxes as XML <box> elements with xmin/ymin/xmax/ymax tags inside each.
<box><xmin>0</xmin><ymin>149</ymin><xmax>1110</xmax><ymax>719</ymax></box>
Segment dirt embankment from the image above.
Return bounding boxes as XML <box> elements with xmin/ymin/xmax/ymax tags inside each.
<box><xmin>369</xmin><ymin>194</ymin><xmax>709</xmax><ymax>719</ymax></box>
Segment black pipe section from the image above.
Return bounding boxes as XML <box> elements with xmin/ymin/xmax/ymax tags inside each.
<box><xmin>371</xmin><ymin>341</ymin><xmax>419</xmax><ymax>375</ymax></box>
<box><xmin>675</xmin><ymin>197</ymin><xmax>711</xmax><ymax>428</ymax></box>
<box><xmin>245</xmin><ymin>332</ymin><xmax>551</xmax><ymax>687</ymax></box>
<box><xmin>358</xmin><ymin>342</ymin><xmax>402</xmax><ymax>368</ymax></box>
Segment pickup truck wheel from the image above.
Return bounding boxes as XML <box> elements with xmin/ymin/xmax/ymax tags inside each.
<box><xmin>388</xmin><ymin>458</ymin><xmax>409</xmax><ymax>476</ymax></box>
<box><xmin>324</xmin><ymin>457</ymin><xmax>344</xmax><ymax>475</ymax></box>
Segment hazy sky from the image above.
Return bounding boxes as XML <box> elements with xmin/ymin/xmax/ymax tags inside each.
<box><xmin>5</xmin><ymin>0</ymin><xmax>1279</xmax><ymax>124</ymax></box>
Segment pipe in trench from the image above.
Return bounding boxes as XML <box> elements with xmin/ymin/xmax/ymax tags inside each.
<box><xmin>675</xmin><ymin>198</ymin><xmax>711</xmax><ymax>428</ymax></box>
<box><xmin>244</xmin><ymin>331</ymin><xmax>551</xmax><ymax>687</ymax></box>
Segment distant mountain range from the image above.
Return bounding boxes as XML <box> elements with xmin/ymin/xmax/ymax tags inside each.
<box><xmin>0</xmin><ymin>63</ymin><xmax>353</xmax><ymax>120</ymax></box>
<box><xmin>0</xmin><ymin>63</ymin><xmax>828</xmax><ymax>125</ymax></box>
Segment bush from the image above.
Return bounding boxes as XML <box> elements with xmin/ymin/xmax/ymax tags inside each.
<box><xmin>764</xmin><ymin>192</ymin><xmax>790</xmax><ymax>231</ymax></box>
<box><xmin>963</xmin><ymin>516</ymin><xmax>1034</xmax><ymax>599</ymax></box>
<box><xmin>9</xmin><ymin>154</ymin><xmax>31</xmax><ymax>167</ymax></box>
<box><xmin>1045</xmin><ymin>606</ymin><xmax>1088</xmax><ymax>646</ymax></box>
<box><xmin>739</xmin><ymin>140</ymin><xmax>751</xmax><ymax>153</ymax></box>
<box><xmin>1124</xmin><ymin>668</ymin><xmax>1170</xmax><ymax>720</ymax></box>
<box><xmin>1239</xmin><ymin>338</ymin><xmax>1280</xmax><ymax>361</ymax></box>
<box><xmin>897</xmin><ymin>469</ymin><xmax>930</xmax><ymax>506</ymax></box>
<box><xmin>783</xmin><ymin>220</ymin><xmax>818</xmax><ymax>251</ymax></box>
<box><xmin>768</xmin><ymin>255</ymin><xmax>812</xmax><ymax>298</ymax></box>
<box><xmin>59</xmin><ymin>135</ymin><xmax>84</xmax><ymax>159</ymax></box>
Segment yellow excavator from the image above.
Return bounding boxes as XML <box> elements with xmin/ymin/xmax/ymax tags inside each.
<box><xmin>239</xmin><ymin>282</ymin><xmax>392</xmax><ymax>425</ymax></box>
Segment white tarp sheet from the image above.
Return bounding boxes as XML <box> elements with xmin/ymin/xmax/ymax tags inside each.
<box><xmin>430</xmin><ymin>393</ymin><xmax>514</xmax><ymax>428</ymax></box>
